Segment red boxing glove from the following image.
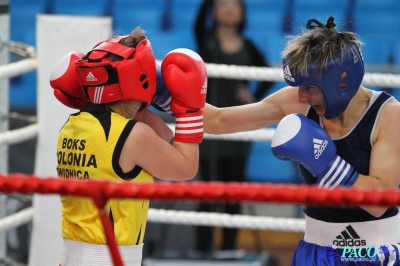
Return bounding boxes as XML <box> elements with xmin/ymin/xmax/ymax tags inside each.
<box><xmin>50</xmin><ymin>52</ymin><xmax>87</xmax><ymax>109</ymax></box>
<box><xmin>161</xmin><ymin>48</ymin><xmax>207</xmax><ymax>143</ymax></box>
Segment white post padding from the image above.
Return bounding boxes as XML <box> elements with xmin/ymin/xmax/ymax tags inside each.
<box><xmin>31</xmin><ymin>14</ymin><xmax>112</xmax><ymax>266</ymax></box>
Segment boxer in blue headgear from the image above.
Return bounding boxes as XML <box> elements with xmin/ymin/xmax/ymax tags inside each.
<box><xmin>283</xmin><ymin>16</ymin><xmax>365</xmax><ymax>119</ymax></box>
<box><xmin>202</xmin><ymin>16</ymin><xmax>400</xmax><ymax>265</ymax></box>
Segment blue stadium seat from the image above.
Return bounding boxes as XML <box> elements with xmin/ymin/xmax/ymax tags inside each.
<box><xmin>246</xmin><ymin>0</ymin><xmax>286</xmax><ymax>15</ymax></box>
<box><xmin>169</xmin><ymin>0</ymin><xmax>202</xmax><ymax>31</ymax></box>
<box><xmin>9</xmin><ymin>0</ymin><xmax>48</xmax><ymax>109</ymax></box>
<box><xmin>360</xmin><ymin>33</ymin><xmax>396</xmax><ymax>66</ymax></box>
<box><xmin>245</xmin><ymin>82</ymin><xmax>302</xmax><ymax>184</ymax></box>
<box><xmin>350</xmin><ymin>1</ymin><xmax>400</xmax><ymax>87</ymax></box>
<box><xmin>146</xmin><ymin>30</ymin><xmax>197</xmax><ymax>61</ymax></box>
<box><xmin>250</xmin><ymin>0</ymin><xmax>288</xmax><ymax>34</ymax></box>
<box><xmin>112</xmin><ymin>0</ymin><xmax>197</xmax><ymax>60</ymax></box>
<box><xmin>111</xmin><ymin>0</ymin><xmax>162</xmax><ymax>16</ymax></box>
<box><xmin>244</xmin><ymin>30</ymin><xmax>286</xmax><ymax>66</ymax></box>
<box><xmin>393</xmin><ymin>37</ymin><xmax>400</xmax><ymax>65</ymax></box>
<box><xmin>170</xmin><ymin>0</ymin><xmax>203</xmax><ymax>11</ymax></box>
<box><xmin>10</xmin><ymin>0</ymin><xmax>48</xmax><ymax>46</ymax></box>
<box><xmin>9</xmin><ymin>72</ymin><xmax>37</xmax><ymax>109</ymax></box>
<box><xmin>353</xmin><ymin>11</ymin><xmax>399</xmax><ymax>36</ymax></box>
<box><xmin>246</xmin><ymin>138</ymin><xmax>302</xmax><ymax>184</ymax></box>
<box><xmin>114</xmin><ymin>10</ymin><xmax>162</xmax><ymax>34</ymax></box>
<box><xmin>353</xmin><ymin>0</ymin><xmax>400</xmax><ymax>37</ymax></box>
<box><xmin>112</xmin><ymin>0</ymin><xmax>162</xmax><ymax>33</ymax></box>
<box><xmin>291</xmin><ymin>0</ymin><xmax>348</xmax><ymax>11</ymax></box>
<box><xmin>355</xmin><ymin>0</ymin><xmax>400</xmax><ymax>12</ymax></box>
<box><xmin>290</xmin><ymin>0</ymin><xmax>348</xmax><ymax>32</ymax></box>
<box><xmin>50</xmin><ymin>0</ymin><xmax>110</xmax><ymax>16</ymax></box>
<box><xmin>246</xmin><ymin>9</ymin><xmax>283</xmax><ymax>35</ymax></box>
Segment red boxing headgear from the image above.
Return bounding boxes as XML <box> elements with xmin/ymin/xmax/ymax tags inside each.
<box><xmin>75</xmin><ymin>36</ymin><xmax>156</xmax><ymax>109</ymax></box>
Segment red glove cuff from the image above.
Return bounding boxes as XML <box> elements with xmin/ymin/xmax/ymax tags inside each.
<box><xmin>174</xmin><ymin>111</ymin><xmax>203</xmax><ymax>143</ymax></box>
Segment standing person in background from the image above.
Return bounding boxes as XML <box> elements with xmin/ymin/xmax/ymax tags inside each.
<box><xmin>50</xmin><ymin>27</ymin><xmax>207</xmax><ymax>266</ymax></box>
<box><xmin>194</xmin><ymin>0</ymin><xmax>274</xmax><ymax>254</ymax></box>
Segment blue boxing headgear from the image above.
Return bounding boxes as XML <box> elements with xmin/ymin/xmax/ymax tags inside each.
<box><xmin>282</xmin><ymin>44</ymin><xmax>365</xmax><ymax>119</ymax></box>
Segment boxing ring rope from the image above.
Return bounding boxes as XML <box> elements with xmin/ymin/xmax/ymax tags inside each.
<box><xmin>0</xmin><ymin>58</ymin><xmax>37</xmax><ymax>80</ymax></box>
<box><xmin>0</xmin><ymin>206</ymin><xmax>306</xmax><ymax>233</ymax></box>
<box><xmin>0</xmin><ymin>41</ymin><xmax>37</xmax><ymax>80</ymax></box>
<box><xmin>203</xmin><ymin>62</ymin><xmax>400</xmax><ymax>87</ymax></box>
<box><xmin>0</xmin><ymin>122</ymin><xmax>275</xmax><ymax>146</ymax></box>
<box><xmin>2</xmin><ymin>173</ymin><xmax>400</xmax><ymax>266</ymax></box>
<box><xmin>4</xmin><ymin>174</ymin><xmax>400</xmax><ymax>206</ymax></box>
<box><xmin>1</xmin><ymin>173</ymin><xmax>400</xmax><ymax>265</ymax></box>
<box><xmin>2</xmin><ymin>58</ymin><xmax>400</xmax><ymax>85</ymax></box>
<box><xmin>2</xmin><ymin>46</ymin><xmax>400</xmax><ymax>265</ymax></box>
<box><xmin>0</xmin><ymin>170</ymin><xmax>399</xmax><ymax>229</ymax></box>
<box><xmin>0</xmin><ymin>174</ymin><xmax>399</xmax><ymax>235</ymax></box>
<box><xmin>0</xmin><ymin>124</ymin><xmax>38</xmax><ymax>146</ymax></box>
<box><xmin>0</xmin><ymin>207</ymin><xmax>33</xmax><ymax>233</ymax></box>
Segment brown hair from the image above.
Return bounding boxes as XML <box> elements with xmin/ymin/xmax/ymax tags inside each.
<box><xmin>281</xmin><ymin>18</ymin><xmax>363</xmax><ymax>78</ymax></box>
<box><xmin>105</xmin><ymin>26</ymin><xmax>146</xmax><ymax>61</ymax></box>
<box><xmin>119</xmin><ymin>26</ymin><xmax>146</xmax><ymax>48</ymax></box>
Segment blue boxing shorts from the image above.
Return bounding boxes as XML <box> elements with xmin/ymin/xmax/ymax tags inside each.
<box><xmin>291</xmin><ymin>214</ymin><xmax>400</xmax><ymax>265</ymax></box>
<box><xmin>291</xmin><ymin>238</ymin><xmax>400</xmax><ymax>265</ymax></box>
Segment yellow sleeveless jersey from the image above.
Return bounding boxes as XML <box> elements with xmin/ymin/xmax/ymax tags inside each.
<box><xmin>56</xmin><ymin>103</ymin><xmax>153</xmax><ymax>245</ymax></box>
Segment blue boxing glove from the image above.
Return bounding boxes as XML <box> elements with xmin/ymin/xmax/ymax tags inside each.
<box><xmin>152</xmin><ymin>63</ymin><xmax>173</xmax><ymax>115</ymax></box>
<box><xmin>271</xmin><ymin>114</ymin><xmax>359</xmax><ymax>188</ymax></box>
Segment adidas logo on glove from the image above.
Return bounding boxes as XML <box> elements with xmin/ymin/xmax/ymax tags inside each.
<box><xmin>201</xmin><ymin>77</ymin><xmax>207</xmax><ymax>94</ymax></box>
<box><xmin>313</xmin><ymin>138</ymin><xmax>328</xmax><ymax>159</ymax></box>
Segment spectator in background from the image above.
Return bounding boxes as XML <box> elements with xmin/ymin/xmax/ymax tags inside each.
<box><xmin>193</xmin><ymin>0</ymin><xmax>274</xmax><ymax>254</ymax></box>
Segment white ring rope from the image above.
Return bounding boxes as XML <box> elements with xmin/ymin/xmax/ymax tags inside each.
<box><xmin>0</xmin><ymin>207</ymin><xmax>305</xmax><ymax>233</ymax></box>
<box><xmin>206</xmin><ymin>64</ymin><xmax>285</xmax><ymax>82</ymax></box>
<box><xmin>0</xmin><ymin>58</ymin><xmax>398</xmax><ymax>87</ymax></box>
<box><xmin>203</xmin><ymin>129</ymin><xmax>275</xmax><ymax>141</ymax></box>
<box><xmin>147</xmin><ymin>208</ymin><xmax>305</xmax><ymax>232</ymax></box>
<box><xmin>159</xmin><ymin>60</ymin><xmax>400</xmax><ymax>88</ymax></box>
<box><xmin>205</xmin><ymin>63</ymin><xmax>400</xmax><ymax>88</ymax></box>
<box><xmin>362</xmin><ymin>72</ymin><xmax>400</xmax><ymax>88</ymax></box>
<box><xmin>0</xmin><ymin>123</ymin><xmax>273</xmax><ymax>145</ymax></box>
<box><xmin>0</xmin><ymin>123</ymin><xmax>39</xmax><ymax>146</ymax></box>
<box><xmin>0</xmin><ymin>58</ymin><xmax>37</xmax><ymax>80</ymax></box>
<box><xmin>166</xmin><ymin>124</ymin><xmax>275</xmax><ymax>141</ymax></box>
<box><xmin>0</xmin><ymin>207</ymin><xmax>33</xmax><ymax>233</ymax></box>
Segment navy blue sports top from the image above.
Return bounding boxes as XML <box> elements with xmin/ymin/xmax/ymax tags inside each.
<box><xmin>299</xmin><ymin>91</ymin><xmax>398</xmax><ymax>222</ymax></box>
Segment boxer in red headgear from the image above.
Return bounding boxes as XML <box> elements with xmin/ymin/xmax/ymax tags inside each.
<box><xmin>74</xmin><ymin>34</ymin><xmax>157</xmax><ymax>108</ymax></box>
<box><xmin>50</xmin><ymin>26</ymin><xmax>207</xmax><ymax>266</ymax></box>
<box><xmin>50</xmin><ymin>32</ymin><xmax>156</xmax><ymax>109</ymax></box>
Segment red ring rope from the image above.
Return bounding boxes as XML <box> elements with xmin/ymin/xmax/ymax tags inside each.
<box><xmin>1</xmin><ymin>173</ymin><xmax>399</xmax><ymax>206</ymax></box>
<box><xmin>2</xmin><ymin>173</ymin><xmax>399</xmax><ymax>266</ymax></box>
